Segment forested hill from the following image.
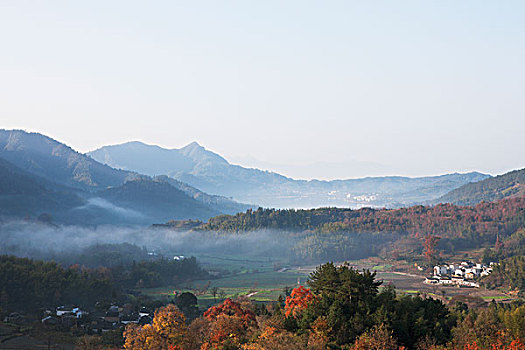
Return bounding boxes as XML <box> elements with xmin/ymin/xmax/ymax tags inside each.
<box><xmin>197</xmin><ymin>198</ymin><xmax>525</xmax><ymax>240</ymax></box>
<box><xmin>437</xmin><ymin>168</ymin><xmax>525</xmax><ymax>206</ymax></box>
<box><xmin>0</xmin><ymin>156</ymin><xmax>84</xmax><ymax>218</ymax></box>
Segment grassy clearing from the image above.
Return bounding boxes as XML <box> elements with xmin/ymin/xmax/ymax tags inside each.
<box><xmin>372</xmin><ymin>264</ymin><xmax>393</xmax><ymax>271</ymax></box>
<box><xmin>480</xmin><ymin>295</ymin><xmax>513</xmax><ymax>300</ymax></box>
<box><xmin>138</xmin><ymin>253</ymin><xmax>310</xmax><ymax>307</ymax></box>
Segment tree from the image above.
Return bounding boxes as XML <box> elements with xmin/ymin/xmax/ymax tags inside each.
<box><xmin>284</xmin><ymin>286</ymin><xmax>315</xmax><ymax>318</ymax></box>
<box><xmin>211</xmin><ymin>287</ymin><xmax>219</xmax><ymax>302</ymax></box>
<box><xmin>123</xmin><ymin>304</ymin><xmax>187</xmax><ymax>350</ymax></box>
<box><xmin>241</xmin><ymin>326</ymin><xmax>308</xmax><ymax>350</ymax></box>
<box><xmin>201</xmin><ymin>314</ymin><xmax>246</xmax><ymax>350</ymax></box>
<box><xmin>203</xmin><ymin>298</ymin><xmax>256</xmax><ymax>329</ymax></box>
<box><xmin>423</xmin><ymin>234</ymin><xmax>440</xmax><ymax>262</ymax></box>
<box><xmin>353</xmin><ymin>324</ymin><xmax>400</xmax><ymax>350</ymax></box>
<box><xmin>176</xmin><ymin>292</ymin><xmax>199</xmax><ymax>320</ymax></box>
<box><xmin>201</xmin><ymin>298</ymin><xmax>258</xmax><ymax>349</ymax></box>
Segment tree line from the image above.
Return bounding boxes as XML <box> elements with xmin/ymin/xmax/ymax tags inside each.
<box><xmin>0</xmin><ymin>245</ymin><xmax>208</xmax><ymax>314</ymax></box>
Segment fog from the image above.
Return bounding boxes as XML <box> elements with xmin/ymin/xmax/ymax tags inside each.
<box><xmin>73</xmin><ymin>198</ymin><xmax>146</xmax><ymax>220</ymax></box>
<box><xmin>0</xmin><ymin>221</ymin><xmax>294</xmax><ymax>263</ymax></box>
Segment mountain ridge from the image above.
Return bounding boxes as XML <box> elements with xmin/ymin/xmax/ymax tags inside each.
<box><xmin>89</xmin><ymin>140</ymin><xmax>490</xmax><ymax>208</ymax></box>
<box><xmin>0</xmin><ymin>130</ymin><xmax>252</xmax><ymax>224</ymax></box>
<box><xmin>437</xmin><ymin>167</ymin><xmax>525</xmax><ymax>206</ymax></box>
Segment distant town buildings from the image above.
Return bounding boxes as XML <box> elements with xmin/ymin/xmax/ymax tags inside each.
<box><xmin>424</xmin><ymin>261</ymin><xmax>495</xmax><ymax>288</ymax></box>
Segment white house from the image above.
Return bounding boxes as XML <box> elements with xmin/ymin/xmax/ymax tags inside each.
<box><xmin>439</xmin><ymin>278</ymin><xmax>454</xmax><ymax>285</ymax></box>
<box><xmin>434</xmin><ymin>265</ymin><xmax>448</xmax><ymax>276</ymax></box>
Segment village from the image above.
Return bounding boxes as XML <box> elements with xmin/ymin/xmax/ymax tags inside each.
<box><xmin>424</xmin><ymin>261</ymin><xmax>495</xmax><ymax>288</ymax></box>
<box><xmin>3</xmin><ymin>303</ymin><xmax>155</xmax><ymax>334</ymax></box>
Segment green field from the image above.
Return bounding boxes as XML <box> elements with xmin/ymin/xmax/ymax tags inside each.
<box><xmin>138</xmin><ymin>253</ymin><xmax>310</xmax><ymax>308</ymax></box>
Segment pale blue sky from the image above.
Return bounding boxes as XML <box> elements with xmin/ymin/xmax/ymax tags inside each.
<box><xmin>0</xmin><ymin>1</ymin><xmax>524</xmax><ymax>179</ymax></box>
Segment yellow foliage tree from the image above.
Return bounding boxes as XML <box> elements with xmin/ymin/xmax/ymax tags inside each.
<box><xmin>123</xmin><ymin>304</ymin><xmax>187</xmax><ymax>350</ymax></box>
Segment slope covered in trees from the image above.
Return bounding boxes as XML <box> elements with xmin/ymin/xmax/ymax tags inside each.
<box><xmin>200</xmin><ymin>198</ymin><xmax>525</xmax><ymax>240</ymax></box>
<box><xmin>191</xmin><ymin>198</ymin><xmax>525</xmax><ymax>262</ymax></box>
<box><xmin>0</xmin><ymin>245</ymin><xmax>208</xmax><ymax>313</ymax></box>
<box><xmin>438</xmin><ymin>168</ymin><xmax>525</xmax><ymax>206</ymax></box>
<box><xmin>98</xmin><ymin>178</ymin><xmax>222</xmax><ymax>222</ymax></box>
<box><xmin>0</xmin><ymin>157</ymin><xmax>84</xmax><ymax>219</ymax></box>
<box><xmin>0</xmin><ymin>255</ymin><xmax>116</xmax><ymax>312</ymax></box>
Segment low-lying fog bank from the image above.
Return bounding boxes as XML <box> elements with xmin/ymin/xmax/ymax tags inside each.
<box><xmin>0</xmin><ymin>220</ymin><xmax>390</xmax><ymax>267</ymax></box>
<box><xmin>0</xmin><ymin>221</ymin><xmax>294</xmax><ymax>263</ymax></box>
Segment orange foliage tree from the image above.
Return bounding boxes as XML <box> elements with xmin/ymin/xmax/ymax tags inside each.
<box><xmin>123</xmin><ymin>304</ymin><xmax>187</xmax><ymax>350</ymax></box>
<box><xmin>201</xmin><ymin>298</ymin><xmax>257</xmax><ymax>349</ymax></box>
<box><xmin>284</xmin><ymin>286</ymin><xmax>315</xmax><ymax>318</ymax></box>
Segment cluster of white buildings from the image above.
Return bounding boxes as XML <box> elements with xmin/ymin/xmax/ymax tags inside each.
<box><xmin>424</xmin><ymin>261</ymin><xmax>494</xmax><ymax>288</ymax></box>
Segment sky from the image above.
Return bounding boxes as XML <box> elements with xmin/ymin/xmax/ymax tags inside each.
<box><xmin>0</xmin><ymin>1</ymin><xmax>524</xmax><ymax>180</ymax></box>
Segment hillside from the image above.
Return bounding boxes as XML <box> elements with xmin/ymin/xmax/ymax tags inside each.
<box><xmin>157</xmin><ymin>197</ymin><xmax>525</xmax><ymax>262</ymax></box>
<box><xmin>198</xmin><ymin>198</ymin><xmax>525</xmax><ymax>237</ymax></box>
<box><xmin>98</xmin><ymin>178</ymin><xmax>222</xmax><ymax>222</ymax></box>
<box><xmin>0</xmin><ymin>130</ymin><xmax>251</xmax><ymax>224</ymax></box>
<box><xmin>89</xmin><ymin>141</ymin><xmax>490</xmax><ymax>208</ymax></box>
<box><xmin>0</xmin><ymin>157</ymin><xmax>84</xmax><ymax>219</ymax></box>
<box><xmin>153</xmin><ymin>175</ymin><xmax>252</xmax><ymax>214</ymax></box>
<box><xmin>437</xmin><ymin>168</ymin><xmax>525</xmax><ymax>205</ymax></box>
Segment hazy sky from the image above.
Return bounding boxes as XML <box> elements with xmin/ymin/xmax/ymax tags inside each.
<box><xmin>1</xmin><ymin>1</ymin><xmax>524</xmax><ymax>180</ymax></box>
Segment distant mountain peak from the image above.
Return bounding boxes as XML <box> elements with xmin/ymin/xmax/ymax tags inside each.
<box><xmin>182</xmin><ymin>141</ymin><xmax>203</xmax><ymax>149</ymax></box>
<box><xmin>178</xmin><ymin>141</ymin><xmax>228</xmax><ymax>165</ymax></box>
<box><xmin>179</xmin><ymin>141</ymin><xmax>208</xmax><ymax>156</ymax></box>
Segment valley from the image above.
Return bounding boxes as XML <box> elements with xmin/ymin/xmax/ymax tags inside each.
<box><xmin>0</xmin><ymin>129</ymin><xmax>524</xmax><ymax>350</ymax></box>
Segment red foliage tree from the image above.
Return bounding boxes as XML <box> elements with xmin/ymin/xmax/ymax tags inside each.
<box><xmin>284</xmin><ymin>286</ymin><xmax>315</xmax><ymax>318</ymax></box>
<box><xmin>203</xmin><ymin>298</ymin><xmax>256</xmax><ymax>328</ymax></box>
<box><xmin>202</xmin><ymin>298</ymin><xmax>257</xmax><ymax>349</ymax></box>
<box><xmin>423</xmin><ymin>234</ymin><xmax>440</xmax><ymax>261</ymax></box>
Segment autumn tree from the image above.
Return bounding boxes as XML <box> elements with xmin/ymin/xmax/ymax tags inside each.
<box><xmin>241</xmin><ymin>326</ymin><xmax>308</xmax><ymax>350</ymax></box>
<box><xmin>284</xmin><ymin>286</ymin><xmax>315</xmax><ymax>318</ymax></box>
<box><xmin>201</xmin><ymin>298</ymin><xmax>257</xmax><ymax>349</ymax></box>
<box><xmin>423</xmin><ymin>234</ymin><xmax>440</xmax><ymax>262</ymax></box>
<box><xmin>307</xmin><ymin>317</ymin><xmax>331</xmax><ymax>350</ymax></box>
<box><xmin>352</xmin><ymin>324</ymin><xmax>400</xmax><ymax>350</ymax></box>
<box><xmin>123</xmin><ymin>304</ymin><xmax>187</xmax><ymax>350</ymax></box>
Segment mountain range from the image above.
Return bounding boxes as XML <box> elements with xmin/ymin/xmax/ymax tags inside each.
<box><xmin>89</xmin><ymin>141</ymin><xmax>490</xmax><ymax>208</ymax></box>
<box><xmin>2</xmin><ymin>129</ymin><xmax>519</xmax><ymax>226</ymax></box>
<box><xmin>0</xmin><ymin>130</ymin><xmax>250</xmax><ymax>225</ymax></box>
